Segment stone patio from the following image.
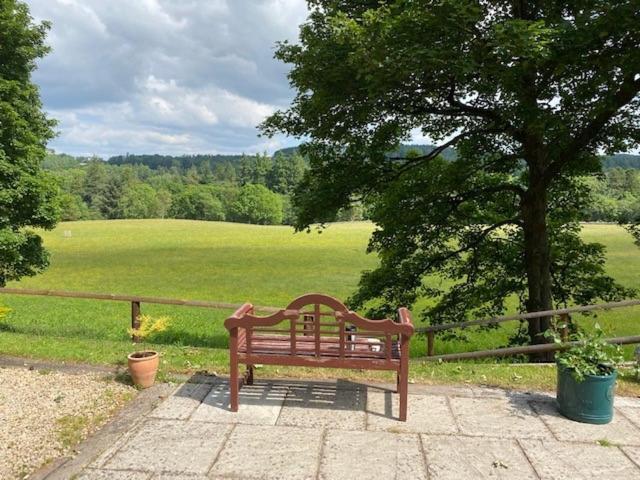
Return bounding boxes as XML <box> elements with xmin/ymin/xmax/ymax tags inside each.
<box><xmin>74</xmin><ymin>377</ymin><xmax>640</xmax><ymax>479</ymax></box>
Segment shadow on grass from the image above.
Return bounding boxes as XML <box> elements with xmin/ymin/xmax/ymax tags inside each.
<box><xmin>150</xmin><ymin>330</ymin><xmax>229</xmax><ymax>349</ymax></box>
<box><xmin>0</xmin><ymin>320</ymin><xmax>229</xmax><ymax>349</ymax></box>
<box><xmin>0</xmin><ymin>322</ymin><xmax>18</xmax><ymax>333</ymax></box>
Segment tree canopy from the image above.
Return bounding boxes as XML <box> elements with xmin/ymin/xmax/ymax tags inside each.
<box><xmin>230</xmin><ymin>184</ymin><xmax>284</xmax><ymax>225</ymax></box>
<box><xmin>262</xmin><ymin>0</ymin><xmax>640</xmax><ymax>350</ymax></box>
<box><xmin>0</xmin><ymin>0</ymin><xmax>58</xmax><ymax>286</ymax></box>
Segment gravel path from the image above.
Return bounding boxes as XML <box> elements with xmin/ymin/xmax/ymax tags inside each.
<box><xmin>0</xmin><ymin>366</ymin><xmax>136</xmax><ymax>480</ymax></box>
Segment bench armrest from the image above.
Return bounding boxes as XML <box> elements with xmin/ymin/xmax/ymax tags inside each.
<box><xmin>397</xmin><ymin>307</ymin><xmax>415</xmax><ymax>337</ymax></box>
<box><xmin>398</xmin><ymin>307</ymin><xmax>413</xmax><ymax>326</ymax></box>
<box><xmin>224</xmin><ymin>305</ymin><xmax>298</xmax><ymax>331</ymax></box>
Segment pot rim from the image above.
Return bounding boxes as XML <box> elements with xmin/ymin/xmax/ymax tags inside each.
<box><xmin>127</xmin><ymin>350</ymin><xmax>159</xmax><ymax>361</ymax></box>
<box><xmin>556</xmin><ymin>362</ymin><xmax>617</xmax><ymax>379</ymax></box>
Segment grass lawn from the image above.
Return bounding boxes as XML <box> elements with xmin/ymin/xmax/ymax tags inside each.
<box><xmin>1</xmin><ymin>220</ymin><xmax>639</xmax><ymax>393</ymax></box>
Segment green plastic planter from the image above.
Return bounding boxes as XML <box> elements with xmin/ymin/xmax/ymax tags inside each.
<box><xmin>556</xmin><ymin>364</ymin><xmax>617</xmax><ymax>424</ymax></box>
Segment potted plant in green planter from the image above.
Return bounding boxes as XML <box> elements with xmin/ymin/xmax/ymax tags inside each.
<box><xmin>550</xmin><ymin>324</ymin><xmax>623</xmax><ymax>424</ymax></box>
<box><xmin>127</xmin><ymin>314</ymin><xmax>170</xmax><ymax>388</ymax></box>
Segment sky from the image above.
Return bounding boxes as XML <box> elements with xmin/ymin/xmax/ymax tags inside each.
<box><xmin>26</xmin><ymin>0</ymin><xmax>311</xmax><ymax>158</ymax></box>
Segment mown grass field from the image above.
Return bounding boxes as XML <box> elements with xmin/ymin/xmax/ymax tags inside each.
<box><xmin>1</xmin><ymin>220</ymin><xmax>639</xmax><ymax>393</ymax></box>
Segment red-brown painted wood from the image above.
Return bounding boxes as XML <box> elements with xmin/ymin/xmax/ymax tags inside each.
<box><xmin>224</xmin><ymin>293</ymin><xmax>415</xmax><ymax>421</ymax></box>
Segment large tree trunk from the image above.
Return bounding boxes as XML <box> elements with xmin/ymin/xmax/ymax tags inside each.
<box><xmin>521</xmin><ymin>175</ymin><xmax>555</xmax><ymax>362</ymax></box>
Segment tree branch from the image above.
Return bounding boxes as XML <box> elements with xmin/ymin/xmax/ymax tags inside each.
<box><xmin>427</xmin><ymin>218</ymin><xmax>521</xmax><ymax>267</ymax></box>
<box><xmin>389</xmin><ymin>131</ymin><xmax>467</xmax><ymax>163</ymax></box>
<box><xmin>454</xmin><ymin>183</ymin><xmax>526</xmax><ymax>198</ymax></box>
<box><xmin>446</xmin><ymin>87</ymin><xmax>501</xmax><ymax>122</ymax></box>
<box><xmin>545</xmin><ymin>74</ymin><xmax>640</xmax><ymax>183</ymax></box>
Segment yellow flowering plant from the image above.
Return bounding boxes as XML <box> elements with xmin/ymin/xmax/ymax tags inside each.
<box><xmin>128</xmin><ymin>314</ymin><xmax>171</xmax><ymax>352</ymax></box>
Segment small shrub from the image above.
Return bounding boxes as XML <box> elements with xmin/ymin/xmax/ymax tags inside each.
<box><xmin>548</xmin><ymin>323</ymin><xmax>623</xmax><ymax>382</ymax></box>
<box><xmin>128</xmin><ymin>314</ymin><xmax>171</xmax><ymax>350</ymax></box>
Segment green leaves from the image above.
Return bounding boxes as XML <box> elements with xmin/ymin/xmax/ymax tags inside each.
<box><xmin>0</xmin><ymin>0</ymin><xmax>58</xmax><ymax>286</ymax></box>
<box><xmin>492</xmin><ymin>19</ymin><xmax>555</xmax><ymax>60</ymax></box>
<box><xmin>229</xmin><ymin>184</ymin><xmax>284</xmax><ymax>225</ymax></box>
<box><xmin>551</xmin><ymin>324</ymin><xmax>624</xmax><ymax>382</ymax></box>
<box><xmin>0</xmin><ymin>228</ymin><xmax>50</xmax><ymax>285</ymax></box>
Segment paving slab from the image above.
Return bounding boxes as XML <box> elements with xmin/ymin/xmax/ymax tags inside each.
<box><xmin>612</xmin><ymin>396</ymin><xmax>640</xmax><ymax>407</ymax></box>
<box><xmin>151</xmin><ymin>475</ymin><xmax>209</xmax><ymax>479</ymax></box>
<box><xmin>276</xmin><ymin>383</ymin><xmax>366</xmax><ymax>430</ymax></box>
<box><xmin>449</xmin><ymin>396</ymin><xmax>552</xmax><ymax>439</ymax></box>
<box><xmin>209</xmin><ymin>425</ymin><xmax>323</xmax><ymax>480</ymax></box>
<box><xmin>70</xmin><ymin>379</ymin><xmax>640</xmax><ymax>480</ymax></box>
<box><xmin>405</xmin><ymin>384</ymin><xmax>476</xmax><ymax>397</ymax></box>
<box><xmin>532</xmin><ymin>401</ymin><xmax>640</xmax><ymax>446</ymax></box>
<box><xmin>421</xmin><ymin>435</ymin><xmax>537</xmax><ymax>479</ymax></box>
<box><xmin>467</xmin><ymin>386</ymin><xmax>512</xmax><ymax>399</ymax></box>
<box><xmin>520</xmin><ymin>439</ymin><xmax>640</xmax><ymax>479</ymax></box>
<box><xmin>619</xmin><ymin>406</ymin><xmax>640</xmax><ymax>428</ymax></box>
<box><xmin>149</xmin><ymin>383</ymin><xmax>212</xmax><ymax>420</ymax></box>
<box><xmin>103</xmin><ymin>419</ymin><xmax>231</xmax><ymax>475</ymax></box>
<box><xmin>89</xmin><ymin>422</ymin><xmax>143</xmax><ymax>470</ymax></box>
<box><xmin>366</xmin><ymin>391</ymin><xmax>458</xmax><ymax>434</ymax></box>
<box><xmin>320</xmin><ymin>430</ymin><xmax>426</xmax><ymax>480</ymax></box>
<box><xmin>77</xmin><ymin>470</ymin><xmax>151</xmax><ymax>480</ymax></box>
<box><xmin>623</xmin><ymin>447</ymin><xmax>640</xmax><ymax>469</ymax></box>
<box><xmin>190</xmin><ymin>381</ymin><xmax>287</xmax><ymax>425</ymax></box>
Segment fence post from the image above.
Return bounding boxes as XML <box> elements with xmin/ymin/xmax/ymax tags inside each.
<box><xmin>559</xmin><ymin>313</ymin><xmax>570</xmax><ymax>342</ymax></box>
<box><xmin>427</xmin><ymin>331</ymin><xmax>435</xmax><ymax>357</ymax></box>
<box><xmin>131</xmin><ymin>301</ymin><xmax>141</xmax><ymax>343</ymax></box>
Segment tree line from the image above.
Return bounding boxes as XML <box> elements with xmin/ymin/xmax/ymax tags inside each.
<box><xmin>46</xmin><ymin>151</ymin><xmax>365</xmax><ymax>225</ymax></box>
<box><xmin>46</xmin><ymin>149</ymin><xmax>640</xmax><ymax>227</ymax></box>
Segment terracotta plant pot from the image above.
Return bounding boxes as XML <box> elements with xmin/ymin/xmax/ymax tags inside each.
<box><xmin>127</xmin><ymin>351</ymin><xmax>159</xmax><ymax>388</ymax></box>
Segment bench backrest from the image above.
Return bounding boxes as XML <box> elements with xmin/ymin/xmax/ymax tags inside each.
<box><xmin>225</xmin><ymin>293</ymin><xmax>413</xmax><ymax>360</ymax></box>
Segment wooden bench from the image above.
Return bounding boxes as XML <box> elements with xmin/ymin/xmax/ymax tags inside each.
<box><xmin>224</xmin><ymin>293</ymin><xmax>415</xmax><ymax>420</ymax></box>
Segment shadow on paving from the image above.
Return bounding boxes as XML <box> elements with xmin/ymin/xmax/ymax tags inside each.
<box><xmin>173</xmin><ymin>374</ymin><xmax>377</xmax><ymax>414</ymax></box>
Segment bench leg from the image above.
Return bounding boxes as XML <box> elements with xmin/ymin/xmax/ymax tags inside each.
<box><xmin>229</xmin><ymin>329</ymin><xmax>239</xmax><ymax>412</ymax></box>
<box><xmin>399</xmin><ymin>335</ymin><xmax>409</xmax><ymax>421</ymax></box>
<box><xmin>246</xmin><ymin>365</ymin><xmax>254</xmax><ymax>385</ymax></box>
<box><xmin>398</xmin><ymin>370</ymin><xmax>408</xmax><ymax>422</ymax></box>
<box><xmin>230</xmin><ymin>362</ymin><xmax>239</xmax><ymax>412</ymax></box>
<box><xmin>396</xmin><ymin>373</ymin><xmax>400</xmax><ymax>393</ymax></box>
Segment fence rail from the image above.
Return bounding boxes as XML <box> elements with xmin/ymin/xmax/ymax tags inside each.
<box><xmin>0</xmin><ymin>287</ymin><xmax>279</xmax><ymax>342</ymax></box>
<box><xmin>421</xmin><ymin>335</ymin><xmax>640</xmax><ymax>362</ymax></box>
<box><xmin>417</xmin><ymin>298</ymin><xmax>640</xmax><ymax>360</ymax></box>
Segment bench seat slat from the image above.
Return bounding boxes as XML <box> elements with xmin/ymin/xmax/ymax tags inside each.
<box><xmin>239</xmin><ymin>334</ymin><xmax>400</xmax><ymax>360</ymax></box>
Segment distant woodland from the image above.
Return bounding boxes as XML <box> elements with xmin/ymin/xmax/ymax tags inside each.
<box><xmin>44</xmin><ymin>146</ymin><xmax>640</xmax><ymax>225</ymax></box>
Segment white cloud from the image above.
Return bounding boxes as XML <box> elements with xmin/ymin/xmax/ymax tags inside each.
<box><xmin>26</xmin><ymin>0</ymin><xmax>309</xmax><ymax>157</ymax></box>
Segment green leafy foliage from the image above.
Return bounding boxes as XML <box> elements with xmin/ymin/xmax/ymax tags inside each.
<box><xmin>261</xmin><ymin>0</ymin><xmax>640</xmax><ymax>347</ymax></box>
<box><xmin>46</xmin><ymin>149</ymin><xmax>640</xmax><ymax>227</ymax></box>
<box><xmin>549</xmin><ymin>324</ymin><xmax>624</xmax><ymax>382</ymax></box>
<box><xmin>45</xmin><ymin>151</ymin><xmax>317</xmax><ymax>225</ymax></box>
<box><xmin>229</xmin><ymin>184</ymin><xmax>283</xmax><ymax>225</ymax></box>
<box><xmin>0</xmin><ymin>0</ymin><xmax>59</xmax><ymax>286</ymax></box>
<box><xmin>169</xmin><ymin>185</ymin><xmax>226</xmax><ymax>221</ymax></box>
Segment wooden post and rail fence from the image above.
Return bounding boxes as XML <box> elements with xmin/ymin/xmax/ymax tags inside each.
<box><xmin>0</xmin><ymin>287</ymin><xmax>639</xmax><ymax>361</ymax></box>
<box><xmin>0</xmin><ymin>287</ymin><xmax>279</xmax><ymax>343</ymax></box>
<box><xmin>416</xmin><ymin>299</ymin><xmax>640</xmax><ymax>361</ymax></box>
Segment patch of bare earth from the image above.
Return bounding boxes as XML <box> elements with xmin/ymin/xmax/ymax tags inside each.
<box><xmin>0</xmin><ymin>367</ymin><xmax>136</xmax><ymax>479</ymax></box>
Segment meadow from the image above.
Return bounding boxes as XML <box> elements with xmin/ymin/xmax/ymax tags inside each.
<box><xmin>1</xmin><ymin>220</ymin><xmax>639</xmax><ymax>393</ymax></box>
